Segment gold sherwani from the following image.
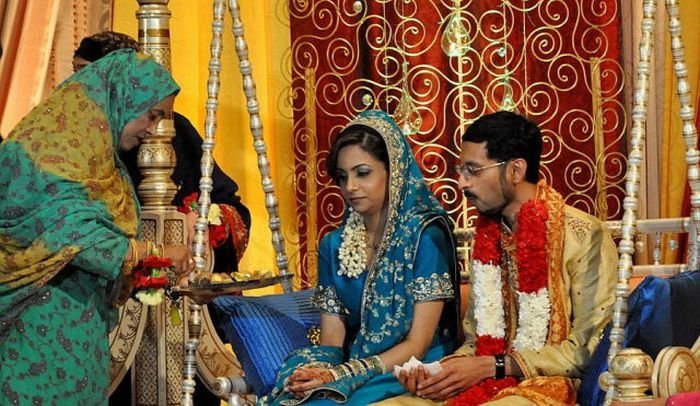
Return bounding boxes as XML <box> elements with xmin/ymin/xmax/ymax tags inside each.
<box><xmin>375</xmin><ymin>183</ymin><xmax>617</xmax><ymax>406</ymax></box>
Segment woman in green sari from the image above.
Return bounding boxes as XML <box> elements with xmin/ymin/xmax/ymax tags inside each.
<box><xmin>0</xmin><ymin>50</ymin><xmax>192</xmax><ymax>404</ymax></box>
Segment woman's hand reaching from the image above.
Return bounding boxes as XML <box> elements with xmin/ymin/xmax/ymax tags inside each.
<box><xmin>163</xmin><ymin>244</ymin><xmax>195</xmax><ymax>284</ymax></box>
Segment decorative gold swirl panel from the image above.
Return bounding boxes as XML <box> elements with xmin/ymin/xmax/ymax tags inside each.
<box><xmin>290</xmin><ymin>0</ymin><xmax>626</xmax><ymax>282</ymax></box>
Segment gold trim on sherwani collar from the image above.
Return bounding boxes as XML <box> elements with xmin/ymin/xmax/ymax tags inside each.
<box><xmin>536</xmin><ymin>180</ymin><xmax>569</xmax><ymax>345</ymax></box>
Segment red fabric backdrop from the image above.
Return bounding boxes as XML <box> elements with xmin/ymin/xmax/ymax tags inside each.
<box><xmin>290</xmin><ymin>0</ymin><xmax>626</xmax><ymax>284</ymax></box>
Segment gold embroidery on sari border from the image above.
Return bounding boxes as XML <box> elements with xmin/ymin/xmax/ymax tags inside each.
<box><xmin>412</xmin><ymin>272</ymin><xmax>454</xmax><ymax>302</ymax></box>
<box><xmin>313</xmin><ymin>285</ymin><xmax>350</xmax><ymax>315</ymax></box>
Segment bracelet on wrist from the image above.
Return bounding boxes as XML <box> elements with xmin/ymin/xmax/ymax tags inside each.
<box><xmin>365</xmin><ymin>355</ymin><xmax>386</xmax><ymax>374</ymax></box>
<box><xmin>121</xmin><ymin>239</ymin><xmax>138</xmax><ymax>277</ymax></box>
<box><xmin>329</xmin><ymin>356</ymin><xmax>386</xmax><ymax>382</ymax></box>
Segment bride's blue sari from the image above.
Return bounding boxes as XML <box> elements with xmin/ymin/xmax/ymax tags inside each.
<box><xmin>260</xmin><ymin>110</ymin><xmax>459</xmax><ymax>405</ymax></box>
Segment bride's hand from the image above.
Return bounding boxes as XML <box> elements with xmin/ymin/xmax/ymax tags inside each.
<box><xmin>285</xmin><ymin>367</ymin><xmax>334</xmax><ymax>397</ymax></box>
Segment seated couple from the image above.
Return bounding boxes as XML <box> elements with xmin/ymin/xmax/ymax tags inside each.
<box><xmin>258</xmin><ymin>110</ymin><xmax>617</xmax><ymax>405</ymax></box>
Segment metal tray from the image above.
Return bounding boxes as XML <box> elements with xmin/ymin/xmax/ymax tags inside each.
<box><xmin>172</xmin><ymin>273</ymin><xmax>292</xmax><ymax>304</ymax></box>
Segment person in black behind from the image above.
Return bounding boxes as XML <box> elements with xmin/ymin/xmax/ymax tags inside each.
<box><xmin>74</xmin><ymin>32</ymin><xmax>251</xmax><ymax>274</ymax></box>
<box><xmin>73</xmin><ymin>31</ymin><xmax>251</xmax><ymax>405</ymax></box>
<box><xmin>119</xmin><ymin>114</ymin><xmax>251</xmax><ymax>273</ymax></box>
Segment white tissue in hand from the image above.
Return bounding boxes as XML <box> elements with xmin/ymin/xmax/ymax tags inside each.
<box><xmin>392</xmin><ymin>356</ymin><xmax>442</xmax><ymax>378</ymax></box>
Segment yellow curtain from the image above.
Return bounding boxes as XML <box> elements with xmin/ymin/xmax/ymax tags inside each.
<box><xmin>0</xmin><ymin>0</ymin><xmax>111</xmax><ymax>137</ymax></box>
<box><xmin>660</xmin><ymin>2</ymin><xmax>700</xmax><ymax>262</ymax></box>
<box><xmin>113</xmin><ymin>1</ymin><xmax>297</xmax><ymax>286</ymax></box>
<box><xmin>0</xmin><ymin>0</ymin><xmax>60</xmax><ymax>136</ymax></box>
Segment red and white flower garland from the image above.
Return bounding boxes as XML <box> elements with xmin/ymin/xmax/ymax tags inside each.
<box><xmin>448</xmin><ymin>200</ymin><xmax>550</xmax><ymax>405</ymax></box>
<box><xmin>132</xmin><ymin>254</ymin><xmax>172</xmax><ymax>306</ymax></box>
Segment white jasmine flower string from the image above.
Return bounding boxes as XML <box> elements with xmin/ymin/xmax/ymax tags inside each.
<box><xmin>338</xmin><ymin>210</ymin><xmax>368</xmax><ymax>278</ymax></box>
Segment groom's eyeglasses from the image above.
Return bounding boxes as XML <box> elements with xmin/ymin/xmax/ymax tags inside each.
<box><xmin>455</xmin><ymin>160</ymin><xmax>510</xmax><ymax>179</ymax></box>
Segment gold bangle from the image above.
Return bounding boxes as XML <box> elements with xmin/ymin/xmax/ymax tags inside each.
<box><xmin>121</xmin><ymin>239</ymin><xmax>137</xmax><ymax>277</ymax></box>
<box><xmin>133</xmin><ymin>239</ymin><xmax>140</xmax><ymax>263</ymax></box>
<box><xmin>330</xmin><ymin>363</ymin><xmax>352</xmax><ymax>380</ymax></box>
<box><xmin>367</xmin><ymin>355</ymin><xmax>386</xmax><ymax>374</ymax></box>
<box><xmin>328</xmin><ymin>367</ymin><xmax>341</xmax><ymax>381</ymax></box>
<box><xmin>120</xmin><ymin>260</ymin><xmax>135</xmax><ymax>276</ymax></box>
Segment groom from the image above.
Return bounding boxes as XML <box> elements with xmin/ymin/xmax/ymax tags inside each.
<box><xmin>380</xmin><ymin>111</ymin><xmax>617</xmax><ymax>405</ymax></box>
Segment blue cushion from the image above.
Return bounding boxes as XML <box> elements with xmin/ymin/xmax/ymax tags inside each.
<box><xmin>211</xmin><ymin>289</ymin><xmax>320</xmax><ymax>397</ymax></box>
<box><xmin>578</xmin><ymin>270</ymin><xmax>700</xmax><ymax>405</ymax></box>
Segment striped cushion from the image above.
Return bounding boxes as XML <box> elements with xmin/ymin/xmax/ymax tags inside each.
<box><xmin>212</xmin><ymin>289</ymin><xmax>320</xmax><ymax>397</ymax></box>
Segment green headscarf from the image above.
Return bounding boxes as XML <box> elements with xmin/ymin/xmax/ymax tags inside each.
<box><xmin>0</xmin><ymin>49</ymin><xmax>179</xmax><ymax>330</ymax></box>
